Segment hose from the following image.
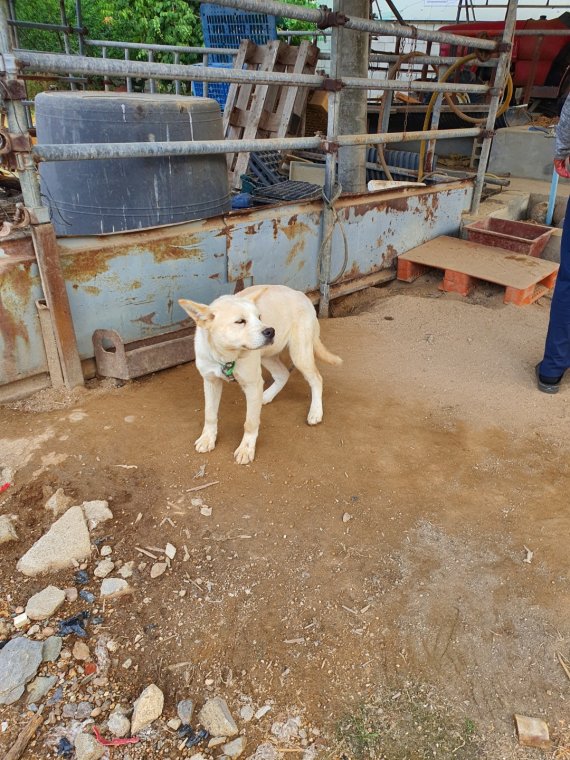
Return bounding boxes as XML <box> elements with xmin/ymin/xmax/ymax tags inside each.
<box><xmin>418</xmin><ymin>53</ymin><xmax>513</xmax><ymax>181</ymax></box>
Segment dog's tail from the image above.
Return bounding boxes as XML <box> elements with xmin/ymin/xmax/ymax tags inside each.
<box><xmin>314</xmin><ymin>336</ymin><xmax>343</xmax><ymax>366</ymax></box>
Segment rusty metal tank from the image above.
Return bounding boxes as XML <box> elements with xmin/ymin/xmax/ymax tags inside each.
<box><xmin>35</xmin><ymin>91</ymin><xmax>231</xmax><ymax>235</ymax></box>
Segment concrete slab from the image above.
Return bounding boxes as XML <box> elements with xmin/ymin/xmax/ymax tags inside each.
<box><xmin>488</xmin><ymin>127</ymin><xmax>556</xmax><ymax>181</ymax></box>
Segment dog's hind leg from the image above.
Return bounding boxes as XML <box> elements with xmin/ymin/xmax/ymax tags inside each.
<box><xmin>288</xmin><ymin>337</ymin><xmax>324</xmax><ymax>426</ymax></box>
<box><xmin>195</xmin><ymin>377</ymin><xmax>223</xmax><ymax>453</ymax></box>
<box><xmin>261</xmin><ymin>356</ymin><xmax>290</xmax><ymax>405</ymax></box>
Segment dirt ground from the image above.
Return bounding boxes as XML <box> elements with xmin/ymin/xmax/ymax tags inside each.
<box><xmin>2</xmin><ymin>276</ymin><xmax>570</xmax><ymax>759</ymax></box>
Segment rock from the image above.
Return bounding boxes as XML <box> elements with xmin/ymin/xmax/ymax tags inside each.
<box><xmin>0</xmin><ymin>637</ymin><xmax>43</xmax><ymax>705</ymax></box>
<box><xmin>72</xmin><ymin>641</ymin><xmax>90</xmax><ymax>661</ymax></box>
<box><xmin>108</xmin><ymin>709</ymin><xmax>131</xmax><ymax>738</ymax></box>
<box><xmin>74</xmin><ymin>732</ymin><xmax>105</xmax><ymax>760</ymax></box>
<box><xmin>254</xmin><ymin>705</ymin><xmax>271</xmax><ymax>720</ymax></box>
<box><xmin>25</xmin><ymin>585</ymin><xmax>65</xmax><ymax>621</ymax></box>
<box><xmin>271</xmin><ymin>717</ymin><xmax>301</xmax><ymax>742</ymax></box>
<box><xmin>246</xmin><ymin>743</ymin><xmax>280</xmax><ymax>760</ymax></box>
<box><xmin>130</xmin><ymin>684</ymin><xmax>164</xmax><ymax>734</ymax></box>
<box><xmin>167</xmin><ymin>717</ymin><xmax>182</xmax><ymax>731</ymax></box>
<box><xmin>209</xmin><ymin>737</ymin><xmax>226</xmax><ymax>748</ymax></box>
<box><xmin>515</xmin><ymin>714</ymin><xmax>550</xmax><ymax>749</ymax></box>
<box><xmin>177</xmin><ymin>699</ymin><xmax>194</xmax><ymax>725</ymax></box>
<box><xmin>240</xmin><ymin>705</ymin><xmax>254</xmax><ymax>722</ymax></box>
<box><xmin>64</xmin><ymin>587</ymin><xmax>78</xmax><ymax>602</ymax></box>
<box><xmin>150</xmin><ymin>562</ymin><xmax>167</xmax><ymax>579</ymax></box>
<box><xmin>122</xmin><ymin>658</ymin><xmax>132</xmax><ymax>669</ymax></box>
<box><xmin>44</xmin><ymin>488</ymin><xmax>72</xmax><ymax>516</ymax></box>
<box><xmin>118</xmin><ymin>561</ymin><xmax>134</xmax><ymax>579</ymax></box>
<box><xmin>342</xmin><ymin>512</ymin><xmax>352</xmax><ymax>523</ymax></box>
<box><xmin>17</xmin><ymin>506</ymin><xmax>91</xmax><ymax>576</ymax></box>
<box><xmin>64</xmin><ymin>701</ymin><xmax>93</xmax><ymax>720</ymax></box>
<box><xmin>223</xmin><ymin>737</ymin><xmax>247</xmax><ymax>758</ymax></box>
<box><xmin>94</xmin><ymin>559</ymin><xmax>115</xmax><ymax>578</ymax></box>
<box><xmin>100</xmin><ymin>578</ymin><xmax>131</xmax><ymax>599</ymax></box>
<box><xmin>13</xmin><ymin>613</ymin><xmax>29</xmax><ymax>629</ymax></box>
<box><xmin>42</xmin><ymin>636</ymin><xmax>63</xmax><ymax>662</ymax></box>
<box><xmin>0</xmin><ymin>514</ymin><xmax>18</xmax><ymax>544</ymax></box>
<box><xmin>26</xmin><ymin>675</ymin><xmax>57</xmax><ymax>704</ymax></box>
<box><xmin>100</xmin><ymin>545</ymin><xmax>113</xmax><ymax>557</ymax></box>
<box><xmin>198</xmin><ymin>697</ymin><xmax>238</xmax><ymax>738</ymax></box>
<box><xmin>82</xmin><ymin>500</ymin><xmax>113</xmax><ymax>530</ymax></box>
<box><xmin>165</xmin><ymin>543</ymin><xmax>177</xmax><ymax>560</ymax></box>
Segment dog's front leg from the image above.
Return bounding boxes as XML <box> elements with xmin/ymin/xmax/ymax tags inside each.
<box><xmin>234</xmin><ymin>378</ymin><xmax>263</xmax><ymax>465</ymax></box>
<box><xmin>195</xmin><ymin>377</ymin><xmax>223</xmax><ymax>453</ymax></box>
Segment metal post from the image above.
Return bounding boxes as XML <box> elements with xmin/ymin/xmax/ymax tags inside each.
<box><xmin>102</xmin><ymin>46</ymin><xmax>110</xmax><ymax>91</ymax></box>
<box><xmin>0</xmin><ymin>0</ymin><xmax>84</xmax><ymax>389</ymax></box>
<box><xmin>174</xmin><ymin>52</ymin><xmax>181</xmax><ymax>95</ymax></box>
<box><xmin>470</xmin><ymin>0</ymin><xmax>518</xmax><ymax>213</ymax></box>
<box><xmin>58</xmin><ymin>0</ymin><xmax>76</xmax><ymax>90</ymax></box>
<box><xmin>125</xmin><ymin>48</ymin><xmax>133</xmax><ymax>92</ymax></box>
<box><xmin>148</xmin><ymin>49</ymin><xmax>156</xmax><ymax>93</ymax></box>
<box><xmin>203</xmin><ymin>53</ymin><xmax>209</xmax><ymax>99</ymax></box>
<box><xmin>75</xmin><ymin>0</ymin><xmax>84</xmax><ymax>56</ymax></box>
<box><xmin>336</xmin><ymin>0</ymin><xmax>369</xmax><ymax>194</ymax></box>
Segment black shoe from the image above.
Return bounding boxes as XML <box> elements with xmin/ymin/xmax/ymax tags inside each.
<box><xmin>535</xmin><ymin>363</ymin><xmax>562</xmax><ymax>394</ymax></box>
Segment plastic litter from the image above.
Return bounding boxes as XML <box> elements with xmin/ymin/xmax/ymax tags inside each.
<box><xmin>57</xmin><ymin>611</ymin><xmax>89</xmax><ymax>637</ymax></box>
<box><xmin>93</xmin><ymin>726</ymin><xmax>139</xmax><ymax>746</ymax></box>
<box><xmin>0</xmin><ymin>482</ymin><xmax>10</xmax><ymax>494</ymax></box>
<box><xmin>79</xmin><ymin>590</ymin><xmax>95</xmax><ymax>603</ymax></box>
<box><xmin>177</xmin><ymin>726</ymin><xmax>209</xmax><ymax>747</ymax></box>
<box><xmin>56</xmin><ymin>737</ymin><xmax>73</xmax><ymax>757</ymax></box>
<box><xmin>74</xmin><ymin>570</ymin><xmax>89</xmax><ymax>585</ymax></box>
<box><xmin>91</xmin><ymin>616</ymin><xmax>104</xmax><ymax>626</ymax></box>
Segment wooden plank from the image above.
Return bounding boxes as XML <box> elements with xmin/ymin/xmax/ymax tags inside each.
<box><xmin>222</xmin><ymin>40</ymin><xmax>256</xmax><ymax>138</ymax></box>
<box><xmin>399</xmin><ymin>236</ymin><xmax>559</xmax><ymax>290</ymax></box>
<box><xmin>274</xmin><ymin>40</ymin><xmax>311</xmax><ymax>138</ymax></box>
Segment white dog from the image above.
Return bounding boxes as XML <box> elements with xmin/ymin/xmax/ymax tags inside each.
<box><xmin>178</xmin><ymin>284</ymin><xmax>342</xmax><ymax>464</ymax></box>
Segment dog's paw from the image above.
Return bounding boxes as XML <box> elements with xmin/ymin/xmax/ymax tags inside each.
<box><xmin>262</xmin><ymin>390</ymin><xmax>274</xmax><ymax>405</ymax></box>
<box><xmin>234</xmin><ymin>441</ymin><xmax>255</xmax><ymax>465</ymax></box>
<box><xmin>195</xmin><ymin>432</ymin><xmax>216</xmax><ymax>453</ymax></box>
<box><xmin>307</xmin><ymin>409</ymin><xmax>323</xmax><ymax>426</ymax></box>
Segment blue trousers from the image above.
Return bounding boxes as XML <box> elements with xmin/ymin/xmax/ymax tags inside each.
<box><xmin>540</xmin><ymin>196</ymin><xmax>570</xmax><ymax>378</ymax></box>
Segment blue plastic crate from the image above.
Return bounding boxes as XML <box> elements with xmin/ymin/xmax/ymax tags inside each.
<box><xmin>200</xmin><ymin>3</ymin><xmax>277</xmax><ymax>64</ymax></box>
<box><xmin>191</xmin><ymin>62</ymin><xmax>232</xmax><ymax>110</ymax></box>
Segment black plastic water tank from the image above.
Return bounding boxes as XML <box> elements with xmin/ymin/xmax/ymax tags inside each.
<box><xmin>35</xmin><ymin>92</ymin><xmax>231</xmax><ymax>236</ymax></box>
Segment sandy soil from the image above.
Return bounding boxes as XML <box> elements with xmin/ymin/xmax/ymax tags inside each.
<box><xmin>1</xmin><ymin>277</ymin><xmax>570</xmax><ymax>759</ymax></box>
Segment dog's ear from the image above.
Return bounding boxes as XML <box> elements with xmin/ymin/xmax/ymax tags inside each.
<box><xmin>239</xmin><ymin>287</ymin><xmax>267</xmax><ymax>304</ymax></box>
<box><xmin>178</xmin><ymin>299</ymin><xmax>214</xmax><ymax>326</ymax></box>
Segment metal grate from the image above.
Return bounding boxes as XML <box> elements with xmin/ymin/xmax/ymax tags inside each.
<box><xmin>252</xmin><ymin>180</ymin><xmax>322</xmax><ymax>204</ymax></box>
<box><xmin>200</xmin><ymin>3</ymin><xmax>278</xmax><ymax>64</ymax></box>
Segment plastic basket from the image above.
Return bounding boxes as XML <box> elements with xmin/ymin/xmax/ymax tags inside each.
<box><xmin>200</xmin><ymin>2</ymin><xmax>278</xmax><ymax>64</ymax></box>
<box><xmin>190</xmin><ymin>62</ymin><xmax>232</xmax><ymax>110</ymax></box>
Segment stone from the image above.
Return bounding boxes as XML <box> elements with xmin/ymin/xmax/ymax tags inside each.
<box><xmin>100</xmin><ymin>545</ymin><xmax>113</xmax><ymax>557</ymax></box>
<box><xmin>165</xmin><ymin>543</ymin><xmax>177</xmax><ymax>560</ymax></box>
<box><xmin>17</xmin><ymin>506</ymin><xmax>91</xmax><ymax>576</ymax></box>
<box><xmin>26</xmin><ymin>675</ymin><xmax>57</xmax><ymax>704</ymax></box>
<box><xmin>223</xmin><ymin>737</ymin><xmax>247</xmax><ymax>758</ymax></box>
<box><xmin>0</xmin><ymin>637</ymin><xmax>43</xmax><ymax>705</ymax></box>
<box><xmin>246</xmin><ymin>743</ymin><xmax>279</xmax><ymax>760</ymax></box>
<box><xmin>42</xmin><ymin>636</ymin><xmax>63</xmax><ymax>663</ymax></box>
<box><xmin>254</xmin><ymin>705</ymin><xmax>271</xmax><ymax>720</ymax></box>
<box><xmin>108</xmin><ymin>710</ymin><xmax>131</xmax><ymax>738</ymax></box>
<box><xmin>209</xmin><ymin>737</ymin><xmax>226</xmax><ymax>748</ymax></box>
<box><xmin>13</xmin><ymin>613</ymin><xmax>29</xmax><ymax>629</ymax></box>
<box><xmin>177</xmin><ymin>699</ymin><xmax>194</xmax><ymax>725</ymax></box>
<box><xmin>82</xmin><ymin>500</ymin><xmax>113</xmax><ymax>530</ymax></box>
<box><xmin>118</xmin><ymin>561</ymin><xmax>134</xmax><ymax>579</ymax></box>
<box><xmin>94</xmin><ymin>559</ymin><xmax>115</xmax><ymax>578</ymax></box>
<box><xmin>167</xmin><ymin>717</ymin><xmax>182</xmax><ymax>731</ymax></box>
<box><xmin>130</xmin><ymin>684</ymin><xmax>164</xmax><ymax>734</ymax></box>
<box><xmin>74</xmin><ymin>732</ymin><xmax>105</xmax><ymax>760</ymax></box>
<box><xmin>271</xmin><ymin>718</ymin><xmax>301</xmax><ymax>742</ymax></box>
<box><xmin>44</xmin><ymin>488</ymin><xmax>72</xmax><ymax>516</ymax></box>
<box><xmin>150</xmin><ymin>562</ymin><xmax>167</xmax><ymax>579</ymax></box>
<box><xmin>66</xmin><ymin>702</ymin><xmax>94</xmax><ymax>720</ymax></box>
<box><xmin>64</xmin><ymin>587</ymin><xmax>78</xmax><ymax>602</ymax></box>
<box><xmin>240</xmin><ymin>705</ymin><xmax>254</xmax><ymax>723</ymax></box>
<box><xmin>72</xmin><ymin>641</ymin><xmax>90</xmax><ymax>661</ymax></box>
<box><xmin>515</xmin><ymin>714</ymin><xmax>550</xmax><ymax>749</ymax></box>
<box><xmin>25</xmin><ymin>585</ymin><xmax>65</xmax><ymax>621</ymax></box>
<box><xmin>100</xmin><ymin>578</ymin><xmax>131</xmax><ymax>599</ymax></box>
<box><xmin>198</xmin><ymin>697</ymin><xmax>238</xmax><ymax>738</ymax></box>
<box><xmin>0</xmin><ymin>514</ymin><xmax>18</xmax><ymax>544</ymax></box>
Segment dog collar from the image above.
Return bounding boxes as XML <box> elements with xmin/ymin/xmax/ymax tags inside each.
<box><xmin>220</xmin><ymin>361</ymin><xmax>236</xmax><ymax>380</ymax></box>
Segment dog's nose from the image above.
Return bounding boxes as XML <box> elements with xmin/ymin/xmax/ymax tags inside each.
<box><xmin>263</xmin><ymin>327</ymin><xmax>275</xmax><ymax>340</ymax></box>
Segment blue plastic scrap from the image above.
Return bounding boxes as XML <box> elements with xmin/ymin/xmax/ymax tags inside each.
<box><xmin>57</xmin><ymin>611</ymin><xmax>89</xmax><ymax>637</ymax></box>
<box><xmin>56</xmin><ymin>738</ymin><xmax>73</xmax><ymax>757</ymax></box>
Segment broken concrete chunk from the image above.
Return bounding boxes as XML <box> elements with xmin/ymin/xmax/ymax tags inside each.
<box><xmin>514</xmin><ymin>714</ymin><xmax>550</xmax><ymax>749</ymax></box>
<box><xmin>130</xmin><ymin>683</ymin><xmax>164</xmax><ymax>734</ymax></box>
<box><xmin>150</xmin><ymin>562</ymin><xmax>167</xmax><ymax>579</ymax></box>
<box><xmin>25</xmin><ymin>585</ymin><xmax>66</xmax><ymax>621</ymax></box>
<box><xmin>0</xmin><ymin>514</ymin><xmax>18</xmax><ymax>544</ymax></box>
<box><xmin>223</xmin><ymin>736</ymin><xmax>247</xmax><ymax>758</ymax></box>
<box><xmin>74</xmin><ymin>732</ymin><xmax>105</xmax><ymax>760</ymax></box>
<box><xmin>17</xmin><ymin>506</ymin><xmax>91</xmax><ymax>576</ymax></box>
<box><xmin>72</xmin><ymin>641</ymin><xmax>90</xmax><ymax>661</ymax></box>
<box><xmin>42</xmin><ymin>636</ymin><xmax>63</xmax><ymax>663</ymax></box>
<box><xmin>0</xmin><ymin>637</ymin><xmax>43</xmax><ymax>705</ymax></box>
<box><xmin>100</xmin><ymin>578</ymin><xmax>131</xmax><ymax>599</ymax></box>
<box><xmin>82</xmin><ymin>500</ymin><xmax>113</xmax><ymax>530</ymax></box>
<box><xmin>44</xmin><ymin>488</ymin><xmax>72</xmax><ymax>516</ymax></box>
<box><xmin>165</xmin><ymin>543</ymin><xmax>177</xmax><ymax>560</ymax></box>
<box><xmin>26</xmin><ymin>675</ymin><xmax>57</xmax><ymax>705</ymax></box>
<box><xmin>177</xmin><ymin>699</ymin><xmax>194</xmax><ymax>725</ymax></box>
<box><xmin>94</xmin><ymin>558</ymin><xmax>115</xmax><ymax>578</ymax></box>
<box><xmin>246</xmin><ymin>743</ymin><xmax>280</xmax><ymax>760</ymax></box>
<box><xmin>198</xmin><ymin>697</ymin><xmax>238</xmax><ymax>738</ymax></box>
<box><xmin>108</xmin><ymin>709</ymin><xmax>131</xmax><ymax>737</ymax></box>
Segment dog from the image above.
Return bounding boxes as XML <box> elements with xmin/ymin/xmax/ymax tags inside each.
<box><xmin>178</xmin><ymin>284</ymin><xmax>342</xmax><ymax>465</ymax></box>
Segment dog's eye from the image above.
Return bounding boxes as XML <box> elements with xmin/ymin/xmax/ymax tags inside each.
<box><xmin>235</xmin><ymin>319</ymin><xmax>246</xmax><ymax>325</ymax></box>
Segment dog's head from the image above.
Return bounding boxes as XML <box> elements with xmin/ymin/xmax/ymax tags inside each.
<box><xmin>179</xmin><ymin>289</ymin><xmax>275</xmax><ymax>353</ymax></box>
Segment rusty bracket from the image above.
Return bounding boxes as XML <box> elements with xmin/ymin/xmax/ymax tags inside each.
<box><xmin>480</xmin><ymin>129</ymin><xmax>495</xmax><ymax>140</ymax></box>
<box><xmin>0</xmin><ymin>128</ymin><xmax>33</xmax><ymax>171</ymax></box>
<box><xmin>496</xmin><ymin>41</ymin><xmax>512</xmax><ymax>53</ymax></box>
<box><xmin>0</xmin><ymin>75</ymin><xmax>27</xmax><ymax>100</ymax></box>
<box><xmin>0</xmin><ymin>202</ymin><xmax>32</xmax><ymax>238</ymax></box>
<box><xmin>320</xmin><ymin>78</ymin><xmax>344</xmax><ymax>92</ymax></box>
<box><xmin>317</xmin><ymin>6</ymin><xmax>348</xmax><ymax>29</ymax></box>
<box><xmin>322</xmin><ymin>140</ymin><xmax>340</xmax><ymax>154</ymax></box>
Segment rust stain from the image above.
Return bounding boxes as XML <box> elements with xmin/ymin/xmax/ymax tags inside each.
<box><xmin>385</xmin><ymin>244</ymin><xmax>398</xmax><ymax>265</ymax></box>
<box><xmin>281</xmin><ymin>217</ymin><xmax>312</xmax><ymax>241</ymax></box>
<box><xmin>286</xmin><ymin>237</ymin><xmax>307</xmax><ymax>266</ymax></box>
<box><xmin>82</xmin><ymin>285</ymin><xmax>101</xmax><ymax>296</ymax></box>
<box><xmin>209</xmin><ymin>273</ymin><xmax>220</xmax><ymax>279</ymax></box>
<box><xmin>132</xmin><ymin>311</ymin><xmax>156</xmax><ymax>325</ymax></box>
<box><xmin>0</xmin><ymin>292</ymin><xmax>29</xmax><ymax>378</ymax></box>
<box><xmin>245</xmin><ymin>223</ymin><xmax>262</xmax><ymax>236</ymax></box>
<box><xmin>297</xmin><ymin>260</ymin><xmax>305</xmax><ymax>272</ymax></box>
<box><xmin>232</xmin><ymin>260</ymin><xmax>253</xmax><ymax>281</ymax></box>
<box><xmin>131</xmin><ymin>280</ymin><xmax>142</xmax><ymax>290</ymax></box>
<box><xmin>272</xmin><ymin>219</ymin><xmax>279</xmax><ymax>240</ymax></box>
<box><xmin>1</xmin><ymin>261</ymin><xmax>35</xmax><ymax>304</ymax></box>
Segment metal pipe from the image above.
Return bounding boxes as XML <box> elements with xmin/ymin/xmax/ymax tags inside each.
<box><xmin>75</xmin><ymin>0</ymin><xmax>84</xmax><ymax>56</ymax></box>
<box><xmin>86</xmin><ymin>39</ymin><xmax>238</xmax><ymax>56</ymax></box>
<box><xmin>14</xmin><ymin>51</ymin><xmax>491</xmax><ymax>93</ymax></box>
<box><xmin>196</xmin><ymin>0</ymin><xmax>499</xmax><ymax>51</ymax></box>
<box><xmin>125</xmin><ymin>48</ymin><xmax>132</xmax><ymax>92</ymax></box>
<box><xmin>32</xmin><ymin>128</ymin><xmax>483</xmax><ymax>163</ymax></box>
<box><xmin>470</xmin><ymin>0</ymin><xmax>518</xmax><ymax>213</ymax></box>
<box><xmin>148</xmin><ymin>49</ymin><xmax>156</xmax><ymax>94</ymax></box>
<box><xmin>8</xmin><ymin>19</ymin><xmax>83</xmax><ymax>33</ymax></box>
<box><xmin>59</xmin><ymin>0</ymin><xmax>76</xmax><ymax>90</ymax></box>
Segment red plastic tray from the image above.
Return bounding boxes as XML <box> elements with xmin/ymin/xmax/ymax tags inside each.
<box><xmin>465</xmin><ymin>217</ymin><xmax>553</xmax><ymax>257</ymax></box>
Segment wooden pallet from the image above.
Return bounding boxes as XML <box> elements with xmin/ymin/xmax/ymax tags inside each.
<box><xmin>397</xmin><ymin>236</ymin><xmax>559</xmax><ymax>305</ymax></box>
<box><xmin>223</xmin><ymin>39</ymin><xmax>319</xmax><ymax>189</ymax></box>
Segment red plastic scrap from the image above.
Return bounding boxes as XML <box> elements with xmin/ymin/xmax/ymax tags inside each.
<box><xmin>93</xmin><ymin>726</ymin><xmax>139</xmax><ymax>746</ymax></box>
<box><xmin>0</xmin><ymin>483</ymin><xmax>10</xmax><ymax>494</ymax></box>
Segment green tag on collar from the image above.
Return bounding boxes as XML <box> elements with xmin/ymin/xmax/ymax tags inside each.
<box><xmin>221</xmin><ymin>361</ymin><xmax>236</xmax><ymax>379</ymax></box>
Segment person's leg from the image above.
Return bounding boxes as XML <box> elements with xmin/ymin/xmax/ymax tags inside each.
<box><xmin>538</xmin><ymin>196</ymin><xmax>570</xmax><ymax>387</ymax></box>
